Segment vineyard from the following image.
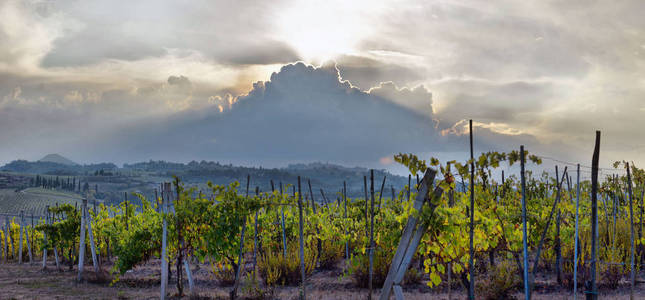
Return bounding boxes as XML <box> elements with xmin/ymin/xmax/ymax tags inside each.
<box><xmin>2</xmin><ymin>131</ymin><xmax>645</xmax><ymax>299</ymax></box>
<box><xmin>0</xmin><ymin>188</ymin><xmax>82</xmax><ymax>215</ymax></box>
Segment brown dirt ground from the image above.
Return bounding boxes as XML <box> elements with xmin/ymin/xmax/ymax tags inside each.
<box><xmin>1</xmin><ymin>258</ymin><xmax>644</xmax><ymax>299</ymax></box>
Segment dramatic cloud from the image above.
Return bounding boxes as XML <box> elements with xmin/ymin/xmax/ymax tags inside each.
<box><xmin>0</xmin><ymin>0</ymin><xmax>644</xmax><ymax>172</ymax></box>
<box><xmin>335</xmin><ymin>54</ymin><xmax>425</xmax><ymax>90</ymax></box>
<box><xmin>92</xmin><ymin>62</ymin><xmax>443</xmax><ymax>166</ymax></box>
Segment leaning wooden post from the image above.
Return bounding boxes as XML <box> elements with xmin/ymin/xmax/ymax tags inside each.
<box><xmin>297</xmin><ymin>176</ymin><xmax>306</xmax><ymax>300</ymax></box>
<box><xmin>25</xmin><ymin>212</ymin><xmax>33</xmax><ymax>265</ymax></box>
<box><xmin>161</xmin><ymin>183</ymin><xmax>169</xmax><ymax>300</ymax></box>
<box><xmin>230</xmin><ymin>175</ymin><xmax>251</xmax><ymax>300</ymax></box>
<box><xmin>468</xmin><ymin>119</ymin><xmax>475</xmax><ymax>300</ymax></box>
<box><xmin>86</xmin><ymin>200</ymin><xmax>99</xmax><ymax>273</ymax></box>
<box><xmin>626</xmin><ymin>163</ymin><xmax>636</xmax><ymax>300</ymax></box>
<box><xmin>380</xmin><ymin>168</ymin><xmax>437</xmax><ymax>300</ymax></box>
<box><xmin>555</xmin><ymin>166</ymin><xmax>563</xmax><ymax>285</ymax></box>
<box><xmin>319</xmin><ymin>189</ymin><xmax>331</xmax><ymax>213</ymax></box>
<box><xmin>19</xmin><ymin>211</ymin><xmax>24</xmax><ymax>264</ymax></box>
<box><xmin>77</xmin><ymin>200</ymin><xmax>86</xmax><ymax>282</ymax></box>
<box><xmin>587</xmin><ymin>131</ymin><xmax>600</xmax><ymax>300</ymax></box>
<box><xmin>520</xmin><ymin>146</ymin><xmax>529</xmax><ymax>300</ymax></box>
<box><xmin>377</xmin><ymin>175</ymin><xmax>386</xmax><ymax>212</ymax></box>
<box><xmin>531</xmin><ymin>166</ymin><xmax>567</xmax><ymax>292</ymax></box>
<box><xmin>368</xmin><ymin>170</ymin><xmax>375</xmax><ymax>300</ymax></box>
<box><xmin>308</xmin><ymin>180</ymin><xmax>317</xmax><ymax>214</ymax></box>
<box><xmin>307</xmin><ymin>179</ymin><xmax>322</xmax><ymax>266</ymax></box>
<box><xmin>155</xmin><ymin>188</ymin><xmax>159</xmax><ymax>212</ymax></box>
<box><xmin>574</xmin><ymin>164</ymin><xmax>580</xmax><ymax>300</ymax></box>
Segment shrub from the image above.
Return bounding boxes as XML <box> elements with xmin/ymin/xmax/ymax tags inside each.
<box><xmin>318</xmin><ymin>239</ymin><xmax>345</xmax><ymax>269</ymax></box>
<box><xmin>403</xmin><ymin>266</ymin><xmax>424</xmax><ymax>286</ymax></box>
<box><xmin>258</xmin><ymin>242</ymin><xmax>316</xmax><ymax>286</ymax></box>
<box><xmin>347</xmin><ymin>249</ymin><xmax>391</xmax><ymax>288</ymax></box>
<box><xmin>213</xmin><ymin>262</ymin><xmax>236</xmax><ymax>286</ymax></box>
<box><xmin>477</xmin><ymin>259</ymin><xmax>520</xmax><ymax>300</ymax></box>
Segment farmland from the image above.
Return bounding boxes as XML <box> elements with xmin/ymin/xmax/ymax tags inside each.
<box><xmin>2</xmin><ymin>137</ymin><xmax>645</xmax><ymax>299</ymax></box>
<box><xmin>0</xmin><ymin>187</ymin><xmax>81</xmax><ymax>215</ymax></box>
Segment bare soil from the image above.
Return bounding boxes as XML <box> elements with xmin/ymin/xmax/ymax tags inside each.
<box><xmin>1</xmin><ymin>258</ymin><xmax>644</xmax><ymax>299</ymax></box>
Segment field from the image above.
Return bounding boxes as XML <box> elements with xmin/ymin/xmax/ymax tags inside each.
<box><xmin>0</xmin><ymin>187</ymin><xmax>82</xmax><ymax>215</ymax></box>
<box><xmin>1</xmin><ymin>257</ymin><xmax>644</xmax><ymax>299</ymax></box>
<box><xmin>1</xmin><ymin>150</ymin><xmax>644</xmax><ymax>299</ymax></box>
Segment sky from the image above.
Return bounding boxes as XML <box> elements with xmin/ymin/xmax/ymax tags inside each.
<box><xmin>1</xmin><ymin>0</ymin><xmax>644</xmax><ymax>176</ymax></box>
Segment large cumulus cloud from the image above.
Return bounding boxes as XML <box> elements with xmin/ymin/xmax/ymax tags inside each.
<box><xmin>95</xmin><ymin>62</ymin><xmax>442</xmax><ymax>165</ymax></box>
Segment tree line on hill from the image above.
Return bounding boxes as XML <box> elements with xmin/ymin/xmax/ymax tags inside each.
<box><xmin>30</xmin><ymin>174</ymin><xmax>96</xmax><ymax>194</ymax></box>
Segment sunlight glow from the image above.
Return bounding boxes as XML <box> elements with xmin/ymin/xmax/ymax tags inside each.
<box><xmin>274</xmin><ymin>1</ymin><xmax>374</xmax><ymax>62</ymax></box>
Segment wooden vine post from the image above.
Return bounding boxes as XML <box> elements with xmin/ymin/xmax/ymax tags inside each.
<box><xmin>297</xmin><ymin>176</ymin><xmax>306</xmax><ymax>300</ymax></box>
<box><xmin>587</xmin><ymin>130</ymin><xmax>600</xmax><ymax>300</ymax></box>
<box><xmin>25</xmin><ymin>211</ymin><xmax>32</xmax><ymax>265</ymax></box>
<box><xmin>574</xmin><ymin>164</ymin><xmax>580</xmax><ymax>300</ymax></box>
<box><xmin>530</xmin><ymin>165</ymin><xmax>567</xmax><ymax>297</ymax></box>
<box><xmin>626</xmin><ymin>163</ymin><xmax>636</xmax><ymax>300</ymax></box>
<box><xmin>86</xmin><ymin>198</ymin><xmax>99</xmax><ymax>273</ymax></box>
<box><xmin>3</xmin><ymin>218</ymin><xmax>9</xmax><ymax>262</ymax></box>
<box><xmin>253</xmin><ymin>187</ymin><xmax>259</xmax><ymax>280</ymax></box>
<box><xmin>51</xmin><ymin>208</ymin><xmax>61</xmax><ymax>271</ymax></box>
<box><xmin>380</xmin><ymin>168</ymin><xmax>439</xmax><ymax>300</ymax></box>
<box><xmin>30</xmin><ymin>212</ymin><xmax>34</xmax><ymax>264</ymax></box>
<box><xmin>407</xmin><ymin>175</ymin><xmax>411</xmax><ymax>203</ymax></box>
<box><xmin>174</xmin><ymin>179</ymin><xmax>184</xmax><ymax>296</ymax></box>
<box><xmin>368</xmin><ymin>170</ymin><xmax>375</xmax><ymax>300</ymax></box>
<box><xmin>307</xmin><ymin>180</ymin><xmax>321</xmax><ymax>268</ymax></box>
<box><xmin>344</xmin><ymin>181</ymin><xmax>349</xmax><ymax>259</ymax></box>
<box><xmin>18</xmin><ymin>211</ymin><xmax>23</xmax><ymax>264</ymax></box>
<box><xmin>77</xmin><ymin>200</ymin><xmax>86</xmax><ymax>281</ymax></box>
<box><xmin>377</xmin><ymin>175</ymin><xmax>386</xmax><ymax>212</ymax></box>
<box><xmin>230</xmin><ymin>175</ymin><xmax>251</xmax><ymax>300</ymax></box>
<box><xmin>161</xmin><ymin>182</ymin><xmax>169</xmax><ymax>300</ymax></box>
<box><xmin>41</xmin><ymin>206</ymin><xmax>48</xmax><ymax>270</ymax></box>
<box><xmin>468</xmin><ymin>119</ymin><xmax>475</xmax><ymax>300</ymax></box>
<box><xmin>555</xmin><ymin>166</ymin><xmax>563</xmax><ymax>285</ymax></box>
<box><xmin>364</xmin><ymin>176</ymin><xmax>369</xmax><ymax>236</ymax></box>
<box><xmin>1</xmin><ymin>219</ymin><xmax>5</xmax><ymax>262</ymax></box>
<box><xmin>279</xmin><ymin>182</ymin><xmax>287</xmax><ymax>259</ymax></box>
<box><xmin>124</xmin><ymin>192</ymin><xmax>129</xmax><ymax>231</ymax></box>
<box><xmin>520</xmin><ymin>146</ymin><xmax>529</xmax><ymax>300</ymax></box>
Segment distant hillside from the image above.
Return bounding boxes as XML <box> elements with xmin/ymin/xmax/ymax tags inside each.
<box><xmin>2</xmin><ymin>159</ymin><xmax>412</xmax><ymax>201</ymax></box>
<box><xmin>1</xmin><ymin>160</ymin><xmax>117</xmax><ymax>175</ymax></box>
<box><xmin>122</xmin><ymin>160</ymin><xmax>409</xmax><ymax>197</ymax></box>
<box><xmin>39</xmin><ymin>154</ymin><xmax>78</xmax><ymax>166</ymax></box>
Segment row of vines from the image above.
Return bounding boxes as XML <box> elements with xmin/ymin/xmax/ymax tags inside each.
<box><xmin>1</xmin><ymin>149</ymin><xmax>643</xmax><ymax>299</ymax></box>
